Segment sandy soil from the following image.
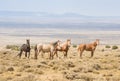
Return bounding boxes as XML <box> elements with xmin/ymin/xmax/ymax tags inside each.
<box><xmin>0</xmin><ymin>45</ymin><xmax>120</xmax><ymax>81</ymax></box>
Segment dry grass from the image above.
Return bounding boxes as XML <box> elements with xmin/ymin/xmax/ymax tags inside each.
<box><xmin>0</xmin><ymin>45</ymin><xmax>120</xmax><ymax>81</ymax></box>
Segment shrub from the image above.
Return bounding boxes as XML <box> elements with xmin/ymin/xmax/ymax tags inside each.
<box><xmin>30</xmin><ymin>46</ymin><xmax>34</xmax><ymax>49</ymax></box>
<box><xmin>105</xmin><ymin>45</ymin><xmax>111</xmax><ymax>48</ymax></box>
<box><xmin>101</xmin><ymin>49</ymin><xmax>104</xmax><ymax>52</ymax></box>
<box><xmin>112</xmin><ymin>45</ymin><xmax>118</xmax><ymax>50</ymax></box>
<box><xmin>6</xmin><ymin>45</ymin><xmax>19</xmax><ymax>51</ymax></box>
<box><xmin>73</xmin><ymin>44</ymin><xmax>77</xmax><ymax>48</ymax></box>
<box><xmin>7</xmin><ymin>67</ymin><xmax>14</xmax><ymax>71</ymax></box>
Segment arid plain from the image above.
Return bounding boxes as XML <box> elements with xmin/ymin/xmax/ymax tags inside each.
<box><xmin>0</xmin><ymin>43</ymin><xmax>120</xmax><ymax>81</ymax></box>
<box><xmin>0</xmin><ymin>27</ymin><xmax>120</xmax><ymax>81</ymax></box>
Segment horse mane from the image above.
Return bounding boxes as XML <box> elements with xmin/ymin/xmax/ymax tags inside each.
<box><xmin>67</xmin><ymin>39</ymin><xmax>71</xmax><ymax>41</ymax></box>
<box><xmin>26</xmin><ymin>39</ymin><xmax>30</xmax><ymax>46</ymax></box>
<box><xmin>53</xmin><ymin>41</ymin><xmax>57</xmax><ymax>46</ymax></box>
<box><xmin>51</xmin><ymin>41</ymin><xmax>59</xmax><ymax>47</ymax></box>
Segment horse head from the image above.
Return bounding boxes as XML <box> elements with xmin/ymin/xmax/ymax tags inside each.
<box><xmin>26</xmin><ymin>39</ymin><xmax>30</xmax><ymax>45</ymax></box>
<box><xmin>67</xmin><ymin>39</ymin><xmax>71</xmax><ymax>47</ymax></box>
<box><xmin>93</xmin><ymin>39</ymin><xmax>100</xmax><ymax>46</ymax></box>
<box><xmin>57</xmin><ymin>40</ymin><xmax>60</xmax><ymax>44</ymax></box>
<box><xmin>96</xmin><ymin>39</ymin><xmax>100</xmax><ymax>45</ymax></box>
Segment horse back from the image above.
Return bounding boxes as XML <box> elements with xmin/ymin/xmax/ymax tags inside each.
<box><xmin>78</xmin><ymin>44</ymin><xmax>86</xmax><ymax>51</ymax></box>
<box><xmin>85</xmin><ymin>43</ymin><xmax>96</xmax><ymax>51</ymax></box>
<box><xmin>37</xmin><ymin>44</ymin><xmax>53</xmax><ymax>52</ymax></box>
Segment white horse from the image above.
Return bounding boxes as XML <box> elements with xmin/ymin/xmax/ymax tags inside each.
<box><xmin>34</xmin><ymin>40</ymin><xmax>61</xmax><ymax>59</ymax></box>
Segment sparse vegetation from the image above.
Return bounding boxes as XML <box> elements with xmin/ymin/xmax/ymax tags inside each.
<box><xmin>6</xmin><ymin>45</ymin><xmax>19</xmax><ymax>51</ymax></box>
<box><xmin>7</xmin><ymin>67</ymin><xmax>14</xmax><ymax>71</ymax></box>
<box><xmin>101</xmin><ymin>49</ymin><xmax>104</xmax><ymax>52</ymax></box>
<box><xmin>105</xmin><ymin>45</ymin><xmax>111</xmax><ymax>48</ymax></box>
<box><xmin>30</xmin><ymin>46</ymin><xmax>35</xmax><ymax>49</ymax></box>
<box><xmin>72</xmin><ymin>44</ymin><xmax>77</xmax><ymax>48</ymax></box>
<box><xmin>0</xmin><ymin>45</ymin><xmax>120</xmax><ymax>81</ymax></box>
<box><xmin>112</xmin><ymin>45</ymin><xmax>118</xmax><ymax>50</ymax></box>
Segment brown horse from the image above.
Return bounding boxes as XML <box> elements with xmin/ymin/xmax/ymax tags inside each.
<box><xmin>34</xmin><ymin>40</ymin><xmax>61</xmax><ymax>59</ymax></box>
<box><xmin>53</xmin><ymin>39</ymin><xmax>71</xmax><ymax>58</ymax></box>
<box><xmin>77</xmin><ymin>39</ymin><xmax>99</xmax><ymax>58</ymax></box>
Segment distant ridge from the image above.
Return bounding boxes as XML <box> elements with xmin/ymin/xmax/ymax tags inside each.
<box><xmin>0</xmin><ymin>11</ymin><xmax>120</xmax><ymax>18</ymax></box>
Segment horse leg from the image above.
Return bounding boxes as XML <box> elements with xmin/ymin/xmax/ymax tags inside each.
<box><xmin>28</xmin><ymin>51</ymin><xmax>30</xmax><ymax>58</ymax></box>
<box><xmin>50</xmin><ymin>49</ymin><xmax>54</xmax><ymax>60</ymax></box>
<box><xmin>63</xmin><ymin>51</ymin><xmax>67</xmax><ymax>58</ymax></box>
<box><xmin>53</xmin><ymin>50</ymin><xmax>58</xmax><ymax>58</ymax></box>
<box><xmin>63</xmin><ymin>51</ymin><xmax>66</xmax><ymax>58</ymax></box>
<box><xmin>91</xmin><ymin>51</ymin><xmax>94</xmax><ymax>57</ymax></box>
<box><xmin>65</xmin><ymin>50</ymin><xmax>68</xmax><ymax>58</ymax></box>
<box><xmin>56</xmin><ymin>52</ymin><xmax>58</xmax><ymax>58</ymax></box>
<box><xmin>25</xmin><ymin>52</ymin><xmax>27</xmax><ymax>57</ymax></box>
<box><xmin>80</xmin><ymin>50</ymin><xmax>84</xmax><ymax>58</ymax></box>
<box><xmin>49</xmin><ymin>52</ymin><xmax>52</xmax><ymax>59</ymax></box>
<box><xmin>38</xmin><ymin>49</ymin><xmax>43</xmax><ymax>58</ymax></box>
<box><xmin>41</xmin><ymin>51</ymin><xmax>44</xmax><ymax>58</ymax></box>
<box><xmin>51</xmin><ymin>51</ymin><xmax>55</xmax><ymax>59</ymax></box>
<box><xmin>19</xmin><ymin>50</ymin><xmax>23</xmax><ymax>58</ymax></box>
<box><xmin>34</xmin><ymin>50</ymin><xmax>38</xmax><ymax>59</ymax></box>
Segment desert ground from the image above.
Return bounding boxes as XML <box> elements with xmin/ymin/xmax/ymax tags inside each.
<box><xmin>0</xmin><ymin>27</ymin><xmax>120</xmax><ymax>81</ymax></box>
<box><xmin>0</xmin><ymin>44</ymin><xmax>120</xmax><ymax>81</ymax></box>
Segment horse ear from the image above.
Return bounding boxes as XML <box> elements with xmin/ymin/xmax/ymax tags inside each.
<box><xmin>26</xmin><ymin>39</ymin><xmax>30</xmax><ymax>43</ymax></box>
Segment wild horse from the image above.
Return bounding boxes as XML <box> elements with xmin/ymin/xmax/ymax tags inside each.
<box><xmin>17</xmin><ymin>39</ymin><xmax>31</xmax><ymax>58</ymax></box>
<box><xmin>77</xmin><ymin>39</ymin><xmax>99</xmax><ymax>58</ymax></box>
<box><xmin>34</xmin><ymin>40</ymin><xmax>61</xmax><ymax>59</ymax></box>
<box><xmin>53</xmin><ymin>39</ymin><xmax>71</xmax><ymax>58</ymax></box>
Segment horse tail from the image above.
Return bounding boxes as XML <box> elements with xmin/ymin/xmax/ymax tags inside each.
<box><xmin>34</xmin><ymin>44</ymin><xmax>38</xmax><ymax>59</ymax></box>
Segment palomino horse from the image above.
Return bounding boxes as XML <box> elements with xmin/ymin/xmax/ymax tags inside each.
<box><xmin>34</xmin><ymin>40</ymin><xmax>61</xmax><ymax>59</ymax></box>
<box><xmin>53</xmin><ymin>39</ymin><xmax>71</xmax><ymax>58</ymax></box>
<box><xmin>77</xmin><ymin>39</ymin><xmax>99</xmax><ymax>58</ymax></box>
<box><xmin>17</xmin><ymin>39</ymin><xmax>31</xmax><ymax>58</ymax></box>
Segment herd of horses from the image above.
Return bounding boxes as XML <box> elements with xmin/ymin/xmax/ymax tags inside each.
<box><xmin>17</xmin><ymin>39</ymin><xmax>99</xmax><ymax>59</ymax></box>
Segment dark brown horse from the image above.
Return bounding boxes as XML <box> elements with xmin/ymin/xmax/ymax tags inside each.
<box><xmin>53</xmin><ymin>39</ymin><xmax>71</xmax><ymax>58</ymax></box>
<box><xmin>17</xmin><ymin>39</ymin><xmax>31</xmax><ymax>58</ymax></box>
<box><xmin>77</xmin><ymin>39</ymin><xmax>99</xmax><ymax>58</ymax></box>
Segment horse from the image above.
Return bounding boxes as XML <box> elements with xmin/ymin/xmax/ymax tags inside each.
<box><xmin>53</xmin><ymin>39</ymin><xmax>71</xmax><ymax>58</ymax></box>
<box><xmin>34</xmin><ymin>40</ymin><xmax>61</xmax><ymax>59</ymax></box>
<box><xmin>17</xmin><ymin>39</ymin><xmax>31</xmax><ymax>58</ymax></box>
<box><xmin>77</xmin><ymin>39</ymin><xmax>99</xmax><ymax>58</ymax></box>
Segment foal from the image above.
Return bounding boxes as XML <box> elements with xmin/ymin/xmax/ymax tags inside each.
<box><xmin>77</xmin><ymin>39</ymin><xmax>99</xmax><ymax>58</ymax></box>
<box><xmin>18</xmin><ymin>39</ymin><xmax>31</xmax><ymax>58</ymax></box>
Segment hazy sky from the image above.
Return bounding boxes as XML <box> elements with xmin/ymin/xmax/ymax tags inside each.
<box><xmin>0</xmin><ymin>0</ymin><xmax>120</xmax><ymax>16</ymax></box>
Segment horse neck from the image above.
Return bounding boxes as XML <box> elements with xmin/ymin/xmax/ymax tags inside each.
<box><xmin>26</xmin><ymin>41</ymin><xmax>30</xmax><ymax>47</ymax></box>
<box><xmin>59</xmin><ymin>42</ymin><xmax>66</xmax><ymax>47</ymax></box>
<box><xmin>93</xmin><ymin>41</ymin><xmax>97</xmax><ymax>47</ymax></box>
<box><xmin>53</xmin><ymin>42</ymin><xmax>58</xmax><ymax>48</ymax></box>
<box><xmin>65</xmin><ymin>41</ymin><xmax>70</xmax><ymax>47</ymax></box>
